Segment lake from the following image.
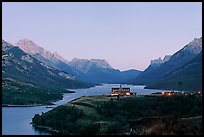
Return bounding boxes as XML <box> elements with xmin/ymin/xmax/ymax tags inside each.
<box><xmin>2</xmin><ymin>84</ymin><xmax>171</xmax><ymax>135</ymax></box>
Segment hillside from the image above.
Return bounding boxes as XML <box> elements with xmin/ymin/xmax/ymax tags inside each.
<box><xmin>32</xmin><ymin>95</ymin><xmax>202</xmax><ymax>135</ymax></box>
<box><xmin>145</xmin><ymin>52</ymin><xmax>202</xmax><ymax>91</ymax></box>
<box><xmin>129</xmin><ymin>37</ymin><xmax>202</xmax><ymax>85</ymax></box>
<box><xmin>69</xmin><ymin>58</ymin><xmax>141</xmax><ymax>84</ymax></box>
<box><xmin>15</xmin><ymin>39</ymin><xmax>142</xmax><ymax>84</ymax></box>
<box><xmin>15</xmin><ymin>39</ymin><xmax>85</xmax><ymax>80</ymax></box>
<box><xmin>2</xmin><ymin>39</ymin><xmax>93</xmax><ymax>105</ymax></box>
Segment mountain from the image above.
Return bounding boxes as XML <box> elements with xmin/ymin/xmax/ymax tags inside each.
<box><xmin>128</xmin><ymin>56</ymin><xmax>171</xmax><ymax>85</ymax></box>
<box><xmin>15</xmin><ymin>39</ymin><xmax>142</xmax><ymax>84</ymax></box>
<box><xmin>129</xmin><ymin>37</ymin><xmax>202</xmax><ymax>85</ymax></box>
<box><xmin>145</xmin><ymin>52</ymin><xmax>202</xmax><ymax>91</ymax></box>
<box><xmin>120</xmin><ymin>69</ymin><xmax>142</xmax><ymax>83</ymax></box>
<box><xmin>15</xmin><ymin>39</ymin><xmax>84</xmax><ymax>79</ymax></box>
<box><xmin>69</xmin><ymin>58</ymin><xmax>121</xmax><ymax>83</ymax></box>
<box><xmin>2</xmin><ymin>39</ymin><xmax>93</xmax><ymax>105</ymax></box>
<box><xmin>2</xmin><ymin>39</ymin><xmax>93</xmax><ymax>89</ymax></box>
<box><xmin>15</xmin><ymin>39</ymin><xmax>68</xmax><ymax>64</ymax></box>
<box><xmin>150</xmin><ymin>55</ymin><xmax>171</xmax><ymax>66</ymax></box>
<box><xmin>68</xmin><ymin>58</ymin><xmax>113</xmax><ymax>73</ymax></box>
<box><xmin>69</xmin><ymin>58</ymin><xmax>141</xmax><ymax>84</ymax></box>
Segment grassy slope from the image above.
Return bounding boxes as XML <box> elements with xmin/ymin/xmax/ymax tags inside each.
<box><xmin>32</xmin><ymin>95</ymin><xmax>202</xmax><ymax>135</ymax></box>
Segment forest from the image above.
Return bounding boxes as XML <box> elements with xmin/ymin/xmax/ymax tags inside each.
<box><xmin>2</xmin><ymin>79</ymin><xmax>74</xmax><ymax>105</ymax></box>
<box><xmin>32</xmin><ymin>95</ymin><xmax>202</xmax><ymax>135</ymax></box>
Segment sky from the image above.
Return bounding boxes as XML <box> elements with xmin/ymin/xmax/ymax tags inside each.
<box><xmin>2</xmin><ymin>2</ymin><xmax>202</xmax><ymax>71</ymax></box>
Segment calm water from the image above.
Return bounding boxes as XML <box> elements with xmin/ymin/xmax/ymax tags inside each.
<box><xmin>2</xmin><ymin>84</ymin><xmax>170</xmax><ymax>135</ymax></box>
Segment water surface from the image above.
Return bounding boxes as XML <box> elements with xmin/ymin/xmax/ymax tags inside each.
<box><xmin>2</xmin><ymin>84</ymin><xmax>170</xmax><ymax>135</ymax></box>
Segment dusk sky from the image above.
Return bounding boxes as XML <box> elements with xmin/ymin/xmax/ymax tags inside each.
<box><xmin>2</xmin><ymin>2</ymin><xmax>202</xmax><ymax>71</ymax></box>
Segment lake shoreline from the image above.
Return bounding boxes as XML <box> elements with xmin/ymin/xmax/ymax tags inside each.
<box><xmin>32</xmin><ymin>94</ymin><xmax>202</xmax><ymax>135</ymax></box>
<box><xmin>32</xmin><ymin>124</ymin><xmax>59</xmax><ymax>134</ymax></box>
<box><xmin>2</xmin><ymin>92</ymin><xmax>77</xmax><ymax>107</ymax></box>
<box><xmin>2</xmin><ymin>84</ymin><xmax>175</xmax><ymax>135</ymax></box>
<box><xmin>2</xmin><ymin>103</ymin><xmax>55</xmax><ymax>107</ymax></box>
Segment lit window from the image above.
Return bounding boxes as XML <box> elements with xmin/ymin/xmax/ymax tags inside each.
<box><xmin>168</xmin><ymin>93</ymin><xmax>171</xmax><ymax>96</ymax></box>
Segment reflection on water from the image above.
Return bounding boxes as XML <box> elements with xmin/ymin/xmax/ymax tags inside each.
<box><xmin>32</xmin><ymin>126</ymin><xmax>51</xmax><ymax>135</ymax></box>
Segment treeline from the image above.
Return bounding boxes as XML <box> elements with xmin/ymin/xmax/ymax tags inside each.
<box><xmin>2</xmin><ymin>79</ymin><xmax>64</xmax><ymax>105</ymax></box>
<box><xmin>32</xmin><ymin>95</ymin><xmax>202</xmax><ymax>135</ymax></box>
<box><xmin>32</xmin><ymin>105</ymin><xmax>84</xmax><ymax>134</ymax></box>
<box><xmin>96</xmin><ymin>95</ymin><xmax>202</xmax><ymax>118</ymax></box>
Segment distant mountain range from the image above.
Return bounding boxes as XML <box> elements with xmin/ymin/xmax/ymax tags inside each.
<box><xmin>145</xmin><ymin>52</ymin><xmax>202</xmax><ymax>91</ymax></box>
<box><xmin>4</xmin><ymin>36</ymin><xmax>201</xmax><ymax>92</ymax></box>
<box><xmin>128</xmin><ymin>37</ymin><xmax>202</xmax><ymax>91</ymax></box>
<box><xmin>2</xmin><ymin>39</ymin><xmax>95</xmax><ymax>105</ymax></box>
<box><xmin>150</xmin><ymin>55</ymin><xmax>171</xmax><ymax>66</ymax></box>
<box><xmin>69</xmin><ymin>58</ymin><xmax>113</xmax><ymax>73</ymax></box>
<box><xmin>15</xmin><ymin>39</ymin><xmax>84</xmax><ymax>79</ymax></box>
<box><xmin>14</xmin><ymin>39</ymin><xmax>142</xmax><ymax>84</ymax></box>
<box><xmin>2</xmin><ymin>39</ymin><xmax>93</xmax><ymax>90</ymax></box>
<box><xmin>68</xmin><ymin>58</ymin><xmax>141</xmax><ymax>83</ymax></box>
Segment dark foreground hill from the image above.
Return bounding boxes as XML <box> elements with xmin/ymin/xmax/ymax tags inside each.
<box><xmin>32</xmin><ymin>95</ymin><xmax>202</xmax><ymax>135</ymax></box>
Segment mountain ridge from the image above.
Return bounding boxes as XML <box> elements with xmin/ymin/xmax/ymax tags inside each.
<box><xmin>128</xmin><ymin>37</ymin><xmax>202</xmax><ymax>86</ymax></box>
<box><xmin>144</xmin><ymin>52</ymin><xmax>202</xmax><ymax>91</ymax></box>
<box><xmin>14</xmin><ymin>38</ymin><xmax>142</xmax><ymax>84</ymax></box>
<box><xmin>3</xmin><ymin>39</ymin><xmax>93</xmax><ymax>89</ymax></box>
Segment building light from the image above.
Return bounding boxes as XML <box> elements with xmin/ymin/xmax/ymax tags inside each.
<box><xmin>162</xmin><ymin>92</ymin><xmax>164</xmax><ymax>95</ymax></box>
<box><xmin>126</xmin><ymin>92</ymin><xmax>130</xmax><ymax>96</ymax></box>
